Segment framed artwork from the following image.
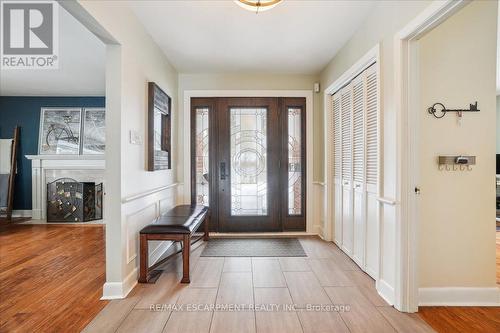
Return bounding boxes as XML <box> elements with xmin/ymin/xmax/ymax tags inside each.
<box><xmin>82</xmin><ymin>108</ymin><xmax>106</xmax><ymax>154</ymax></box>
<box><xmin>39</xmin><ymin>108</ymin><xmax>82</xmax><ymax>155</ymax></box>
<box><xmin>148</xmin><ymin>82</ymin><xmax>171</xmax><ymax>171</ymax></box>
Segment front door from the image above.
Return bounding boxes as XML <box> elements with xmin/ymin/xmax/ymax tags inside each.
<box><xmin>191</xmin><ymin>97</ymin><xmax>306</xmax><ymax>232</ymax></box>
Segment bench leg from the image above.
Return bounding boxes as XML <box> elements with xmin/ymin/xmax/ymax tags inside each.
<box><xmin>181</xmin><ymin>234</ymin><xmax>191</xmax><ymax>283</ymax></box>
<box><xmin>139</xmin><ymin>234</ymin><xmax>148</xmax><ymax>283</ymax></box>
<box><xmin>203</xmin><ymin>210</ymin><xmax>210</xmax><ymax>241</ymax></box>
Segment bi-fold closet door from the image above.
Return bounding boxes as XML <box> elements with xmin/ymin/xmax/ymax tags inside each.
<box><xmin>332</xmin><ymin>63</ymin><xmax>379</xmax><ymax>279</ymax></box>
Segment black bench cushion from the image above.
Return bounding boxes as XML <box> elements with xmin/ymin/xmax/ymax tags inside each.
<box><xmin>162</xmin><ymin>205</ymin><xmax>206</xmax><ymax>217</ymax></box>
<box><xmin>140</xmin><ymin>205</ymin><xmax>208</xmax><ymax>235</ymax></box>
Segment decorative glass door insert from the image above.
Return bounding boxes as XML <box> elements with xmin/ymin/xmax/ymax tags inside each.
<box><xmin>195</xmin><ymin>107</ymin><xmax>210</xmax><ymax>206</ymax></box>
<box><xmin>288</xmin><ymin>107</ymin><xmax>302</xmax><ymax>215</ymax></box>
<box><xmin>230</xmin><ymin>108</ymin><xmax>268</xmax><ymax>216</ymax></box>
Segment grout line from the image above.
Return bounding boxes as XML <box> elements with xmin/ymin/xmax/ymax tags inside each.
<box><xmin>374</xmin><ymin>306</ymin><xmax>401</xmax><ymax>333</ymax></box>
<box><xmin>284</xmin><ymin>283</ymin><xmax>305</xmax><ymax>333</ymax></box>
<box><xmin>321</xmin><ymin>286</ymin><xmax>352</xmax><ymax>333</ymax></box>
<box><xmin>112</xmin><ymin>288</ymin><xmax>146</xmax><ymax>333</ymax></box>
<box><xmin>251</xmin><ymin>257</ymin><xmax>257</xmax><ymax>333</ymax></box>
<box><xmin>207</xmin><ymin>257</ymin><xmax>224</xmax><ymax>333</ymax></box>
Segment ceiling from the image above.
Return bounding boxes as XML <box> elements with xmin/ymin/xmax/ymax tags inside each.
<box><xmin>0</xmin><ymin>4</ymin><xmax>105</xmax><ymax>96</ymax></box>
<box><xmin>129</xmin><ymin>0</ymin><xmax>375</xmax><ymax>74</ymax></box>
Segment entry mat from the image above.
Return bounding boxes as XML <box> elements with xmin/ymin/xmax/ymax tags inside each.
<box><xmin>200</xmin><ymin>238</ymin><xmax>306</xmax><ymax>257</ymax></box>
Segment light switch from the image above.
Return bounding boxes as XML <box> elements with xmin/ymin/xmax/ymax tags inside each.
<box><xmin>129</xmin><ymin>130</ymin><xmax>143</xmax><ymax>145</ymax></box>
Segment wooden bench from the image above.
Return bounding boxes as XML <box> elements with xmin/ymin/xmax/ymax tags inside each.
<box><xmin>139</xmin><ymin>205</ymin><xmax>209</xmax><ymax>284</ymax></box>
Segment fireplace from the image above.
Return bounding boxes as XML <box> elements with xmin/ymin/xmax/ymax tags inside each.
<box><xmin>25</xmin><ymin>155</ymin><xmax>105</xmax><ymax>221</ymax></box>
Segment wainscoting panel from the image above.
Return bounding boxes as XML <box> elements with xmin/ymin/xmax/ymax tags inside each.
<box><xmin>122</xmin><ymin>183</ymin><xmax>180</xmax><ymax>271</ymax></box>
<box><xmin>126</xmin><ymin>203</ymin><xmax>157</xmax><ymax>264</ymax></box>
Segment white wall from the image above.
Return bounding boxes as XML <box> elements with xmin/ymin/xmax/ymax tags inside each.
<box><xmin>497</xmin><ymin>96</ymin><xmax>500</xmax><ymax>154</ymax></box>
<box><xmin>319</xmin><ymin>0</ymin><xmax>432</xmax><ymax>303</ymax></box>
<box><xmin>418</xmin><ymin>0</ymin><xmax>497</xmax><ymax>289</ymax></box>
<box><xmin>77</xmin><ymin>0</ymin><xmax>181</xmax><ymax>298</ymax></box>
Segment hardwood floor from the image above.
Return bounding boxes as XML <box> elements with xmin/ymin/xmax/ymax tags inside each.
<box><xmin>419</xmin><ymin>307</ymin><xmax>500</xmax><ymax>333</ymax></box>
<box><xmin>497</xmin><ymin>231</ymin><xmax>500</xmax><ymax>284</ymax></box>
<box><xmin>0</xmin><ymin>224</ymin><xmax>108</xmax><ymax>333</ymax></box>
<box><xmin>84</xmin><ymin>237</ymin><xmax>436</xmax><ymax>333</ymax></box>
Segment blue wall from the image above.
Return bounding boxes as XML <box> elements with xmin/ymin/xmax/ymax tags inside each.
<box><xmin>0</xmin><ymin>96</ymin><xmax>105</xmax><ymax>210</ymax></box>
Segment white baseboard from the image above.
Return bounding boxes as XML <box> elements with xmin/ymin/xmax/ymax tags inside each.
<box><xmin>377</xmin><ymin>278</ymin><xmax>395</xmax><ymax>306</ymax></box>
<box><xmin>101</xmin><ymin>267</ymin><xmax>138</xmax><ymax>300</ymax></box>
<box><xmin>101</xmin><ymin>241</ymin><xmax>180</xmax><ymax>300</ymax></box>
<box><xmin>315</xmin><ymin>225</ymin><xmax>324</xmax><ymax>239</ymax></box>
<box><xmin>365</xmin><ymin>267</ymin><xmax>377</xmax><ymax>280</ymax></box>
<box><xmin>149</xmin><ymin>241</ymin><xmax>175</xmax><ymax>266</ymax></box>
<box><xmin>12</xmin><ymin>210</ymin><xmax>32</xmax><ymax>217</ymax></box>
<box><xmin>419</xmin><ymin>287</ymin><xmax>500</xmax><ymax>306</ymax></box>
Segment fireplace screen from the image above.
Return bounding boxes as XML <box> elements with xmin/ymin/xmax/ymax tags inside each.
<box><xmin>47</xmin><ymin>178</ymin><xmax>103</xmax><ymax>222</ymax></box>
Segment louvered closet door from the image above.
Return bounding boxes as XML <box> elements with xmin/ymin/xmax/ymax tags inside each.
<box><xmin>340</xmin><ymin>85</ymin><xmax>354</xmax><ymax>256</ymax></box>
<box><xmin>333</xmin><ymin>93</ymin><xmax>343</xmax><ymax>246</ymax></box>
<box><xmin>352</xmin><ymin>74</ymin><xmax>366</xmax><ymax>266</ymax></box>
<box><xmin>364</xmin><ymin>64</ymin><xmax>379</xmax><ymax>279</ymax></box>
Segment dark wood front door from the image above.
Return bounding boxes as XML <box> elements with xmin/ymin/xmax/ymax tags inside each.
<box><xmin>191</xmin><ymin>97</ymin><xmax>306</xmax><ymax>232</ymax></box>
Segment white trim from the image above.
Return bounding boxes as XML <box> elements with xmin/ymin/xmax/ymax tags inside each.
<box><xmin>396</xmin><ymin>0</ymin><xmax>469</xmax><ymax>40</ymax></box>
<box><xmin>395</xmin><ymin>0</ymin><xmax>468</xmax><ymax>312</ymax></box>
<box><xmin>150</xmin><ymin>241</ymin><xmax>178</xmax><ymax>265</ymax></box>
<box><xmin>11</xmin><ymin>210</ymin><xmax>32</xmax><ymax>217</ymax></box>
<box><xmin>183</xmin><ymin>90</ymin><xmax>314</xmax><ymax>233</ymax></box>
<box><xmin>377</xmin><ymin>279</ymin><xmax>396</xmax><ymax>306</ymax></box>
<box><xmin>211</xmin><ymin>231</ymin><xmax>319</xmax><ymax>238</ymax></box>
<box><xmin>122</xmin><ymin>182</ymin><xmax>181</xmax><ymax>203</ymax></box>
<box><xmin>101</xmin><ymin>267</ymin><xmax>138</xmax><ymax>300</ymax></box>
<box><xmin>419</xmin><ymin>287</ymin><xmax>500</xmax><ymax>306</ymax></box>
<box><xmin>324</xmin><ymin>44</ymin><xmax>380</xmax><ymax>95</ymax></box>
<box><xmin>377</xmin><ymin>197</ymin><xmax>397</xmax><ymax>206</ymax></box>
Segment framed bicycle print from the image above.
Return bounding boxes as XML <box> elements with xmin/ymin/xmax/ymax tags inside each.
<box><xmin>39</xmin><ymin>108</ymin><xmax>82</xmax><ymax>155</ymax></box>
<box><xmin>82</xmin><ymin>108</ymin><xmax>106</xmax><ymax>155</ymax></box>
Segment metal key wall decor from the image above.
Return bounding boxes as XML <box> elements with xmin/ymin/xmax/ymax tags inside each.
<box><xmin>427</xmin><ymin>101</ymin><xmax>480</xmax><ymax>119</ymax></box>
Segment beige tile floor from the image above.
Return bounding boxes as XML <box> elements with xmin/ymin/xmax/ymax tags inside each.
<box><xmin>83</xmin><ymin>237</ymin><xmax>435</xmax><ymax>333</ymax></box>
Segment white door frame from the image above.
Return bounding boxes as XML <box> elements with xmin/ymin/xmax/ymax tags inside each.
<box><xmin>395</xmin><ymin>0</ymin><xmax>467</xmax><ymax>312</ymax></box>
<box><xmin>183</xmin><ymin>90</ymin><xmax>315</xmax><ymax>234</ymax></box>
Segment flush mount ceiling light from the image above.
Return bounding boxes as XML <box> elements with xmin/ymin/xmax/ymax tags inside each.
<box><xmin>235</xmin><ymin>0</ymin><xmax>282</xmax><ymax>13</ymax></box>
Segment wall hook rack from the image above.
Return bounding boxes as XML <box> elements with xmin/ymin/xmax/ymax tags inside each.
<box><xmin>438</xmin><ymin>155</ymin><xmax>476</xmax><ymax>171</ymax></box>
<box><xmin>427</xmin><ymin>101</ymin><xmax>480</xmax><ymax>119</ymax></box>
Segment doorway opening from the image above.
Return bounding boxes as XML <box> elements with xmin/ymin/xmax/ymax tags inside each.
<box><xmin>190</xmin><ymin>97</ymin><xmax>306</xmax><ymax>232</ymax></box>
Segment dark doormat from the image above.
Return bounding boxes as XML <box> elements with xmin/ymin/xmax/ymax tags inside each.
<box><xmin>200</xmin><ymin>238</ymin><xmax>306</xmax><ymax>257</ymax></box>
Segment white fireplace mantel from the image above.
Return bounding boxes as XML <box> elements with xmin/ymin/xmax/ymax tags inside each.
<box><xmin>25</xmin><ymin>155</ymin><xmax>105</xmax><ymax>220</ymax></box>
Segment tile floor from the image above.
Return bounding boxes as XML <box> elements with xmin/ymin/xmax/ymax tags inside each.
<box><xmin>83</xmin><ymin>237</ymin><xmax>435</xmax><ymax>333</ymax></box>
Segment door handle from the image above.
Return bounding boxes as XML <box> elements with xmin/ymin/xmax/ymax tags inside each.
<box><xmin>220</xmin><ymin>162</ymin><xmax>228</xmax><ymax>180</ymax></box>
